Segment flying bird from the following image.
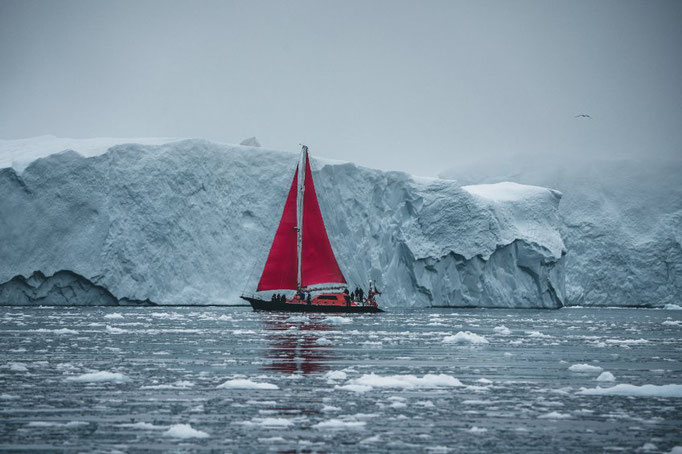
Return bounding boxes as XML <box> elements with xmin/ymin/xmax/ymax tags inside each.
<box><xmin>574</xmin><ymin>114</ymin><xmax>591</xmax><ymax>119</ymax></box>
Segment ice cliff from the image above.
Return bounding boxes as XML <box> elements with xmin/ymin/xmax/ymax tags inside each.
<box><xmin>0</xmin><ymin>138</ymin><xmax>565</xmax><ymax>308</ymax></box>
<box><xmin>441</xmin><ymin>156</ymin><xmax>682</xmax><ymax>307</ymax></box>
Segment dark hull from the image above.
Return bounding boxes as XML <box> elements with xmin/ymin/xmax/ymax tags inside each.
<box><xmin>241</xmin><ymin>296</ymin><xmax>383</xmax><ymax>313</ymax></box>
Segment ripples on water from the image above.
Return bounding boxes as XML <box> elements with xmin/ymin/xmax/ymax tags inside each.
<box><xmin>0</xmin><ymin>307</ymin><xmax>681</xmax><ymax>452</ymax></box>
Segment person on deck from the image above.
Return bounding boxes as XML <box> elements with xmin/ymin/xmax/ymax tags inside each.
<box><xmin>358</xmin><ymin>288</ymin><xmax>364</xmax><ymax>301</ymax></box>
<box><xmin>306</xmin><ymin>293</ymin><xmax>311</xmax><ymax>305</ymax></box>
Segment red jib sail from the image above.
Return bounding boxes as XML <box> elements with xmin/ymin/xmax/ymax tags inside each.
<box><xmin>257</xmin><ymin>152</ymin><xmax>346</xmax><ymax>291</ymax></box>
<box><xmin>257</xmin><ymin>169</ymin><xmax>299</xmax><ymax>291</ymax></box>
<box><xmin>300</xmin><ymin>153</ymin><xmax>346</xmax><ymax>287</ymax></box>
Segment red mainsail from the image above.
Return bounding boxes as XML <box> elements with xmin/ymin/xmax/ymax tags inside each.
<box><xmin>300</xmin><ymin>153</ymin><xmax>346</xmax><ymax>287</ymax></box>
<box><xmin>257</xmin><ymin>151</ymin><xmax>346</xmax><ymax>291</ymax></box>
<box><xmin>257</xmin><ymin>169</ymin><xmax>299</xmax><ymax>291</ymax></box>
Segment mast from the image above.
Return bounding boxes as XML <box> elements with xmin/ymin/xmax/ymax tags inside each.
<box><xmin>296</xmin><ymin>145</ymin><xmax>307</xmax><ymax>290</ymax></box>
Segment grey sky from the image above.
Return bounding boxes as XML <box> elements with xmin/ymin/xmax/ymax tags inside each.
<box><xmin>1</xmin><ymin>0</ymin><xmax>680</xmax><ymax>176</ymax></box>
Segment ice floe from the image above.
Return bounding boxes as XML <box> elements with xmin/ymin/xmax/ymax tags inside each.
<box><xmin>313</xmin><ymin>419</ymin><xmax>366</xmax><ymax>429</ymax></box>
<box><xmin>217</xmin><ymin>378</ymin><xmax>278</xmax><ymax>390</ymax></box>
<box><xmin>442</xmin><ymin>331</ymin><xmax>489</xmax><ymax>344</ymax></box>
<box><xmin>493</xmin><ymin>325</ymin><xmax>511</xmax><ymax>335</ymax></box>
<box><xmin>596</xmin><ymin>371</ymin><xmax>616</xmax><ymax>382</ymax></box>
<box><xmin>568</xmin><ymin>364</ymin><xmax>603</xmax><ymax>373</ymax></box>
<box><xmin>65</xmin><ymin>371</ymin><xmax>130</xmax><ymax>382</ymax></box>
<box><xmin>538</xmin><ymin>411</ymin><xmax>572</xmax><ymax>419</ymax></box>
<box><xmin>578</xmin><ymin>384</ymin><xmax>682</xmax><ymax>397</ymax></box>
<box><xmin>119</xmin><ymin>422</ymin><xmax>167</xmax><ymax>430</ymax></box>
<box><xmin>342</xmin><ymin>373</ymin><xmax>463</xmax><ymax>390</ymax></box>
<box><xmin>104</xmin><ymin>313</ymin><xmax>124</xmax><ymax>319</ymax></box>
<box><xmin>164</xmin><ymin>423</ymin><xmax>209</xmax><ymax>438</ymax></box>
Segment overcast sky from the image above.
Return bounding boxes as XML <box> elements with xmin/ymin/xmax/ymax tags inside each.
<box><xmin>1</xmin><ymin>0</ymin><xmax>680</xmax><ymax>176</ymax></box>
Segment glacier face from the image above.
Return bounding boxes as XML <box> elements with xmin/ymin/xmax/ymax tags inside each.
<box><xmin>441</xmin><ymin>156</ymin><xmax>682</xmax><ymax>307</ymax></box>
<box><xmin>0</xmin><ymin>139</ymin><xmax>565</xmax><ymax>308</ymax></box>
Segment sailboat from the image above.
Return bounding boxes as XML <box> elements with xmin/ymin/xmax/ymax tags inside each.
<box><xmin>241</xmin><ymin>145</ymin><xmax>383</xmax><ymax>313</ymax></box>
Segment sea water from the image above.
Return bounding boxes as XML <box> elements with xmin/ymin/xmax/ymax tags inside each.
<box><xmin>0</xmin><ymin>307</ymin><xmax>680</xmax><ymax>452</ymax></box>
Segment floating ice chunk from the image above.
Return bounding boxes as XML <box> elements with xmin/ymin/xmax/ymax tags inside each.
<box><xmin>493</xmin><ymin>325</ymin><xmax>511</xmax><ymax>335</ymax></box>
<box><xmin>346</xmin><ymin>373</ymin><xmax>463</xmax><ymax>390</ymax></box>
<box><xmin>476</xmin><ymin>378</ymin><xmax>493</xmax><ymax>385</ymax></box>
<box><xmin>119</xmin><ymin>422</ymin><xmax>167</xmax><ymax>430</ymax></box>
<box><xmin>322</xmin><ymin>405</ymin><xmax>341</xmax><ymax>412</ymax></box>
<box><xmin>596</xmin><ymin>371</ymin><xmax>616</xmax><ymax>382</ymax></box>
<box><xmin>9</xmin><ymin>362</ymin><xmax>28</xmax><ymax>372</ymax></box>
<box><xmin>316</xmin><ymin>337</ymin><xmax>332</xmax><ymax>346</ymax></box>
<box><xmin>240</xmin><ymin>417</ymin><xmax>294</xmax><ymax>427</ymax></box>
<box><xmin>605</xmin><ymin>338</ymin><xmax>649</xmax><ymax>345</ymax></box>
<box><xmin>258</xmin><ymin>436</ymin><xmax>286</xmax><ymax>443</ymax></box>
<box><xmin>538</xmin><ymin>411</ymin><xmax>572</xmax><ymax>419</ymax></box>
<box><xmin>466</xmin><ymin>426</ymin><xmax>488</xmax><ymax>434</ymax></box>
<box><xmin>527</xmin><ymin>330</ymin><xmax>551</xmax><ymax>338</ymax></box>
<box><xmin>66</xmin><ymin>371</ymin><xmax>130</xmax><ymax>382</ymax></box>
<box><xmin>324</xmin><ymin>371</ymin><xmax>347</xmax><ymax>381</ymax></box>
<box><xmin>335</xmin><ymin>384</ymin><xmax>373</xmax><ymax>393</ymax></box>
<box><xmin>360</xmin><ymin>435</ymin><xmax>381</xmax><ymax>444</ymax></box>
<box><xmin>578</xmin><ymin>384</ymin><xmax>682</xmax><ymax>397</ymax></box>
<box><xmin>313</xmin><ymin>419</ymin><xmax>366</xmax><ymax>429</ymax></box>
<box><xmin>323</xmin><ymin>316</ymin><xmax>352</xmax><ymax>325</ymax></box>
<box><xmin>0</xmin><ymin>393</ymin><xmax>19</xmax><ymax>400</ymax></box>
<box><xmin>105</xmin><ymin>325</ymin><xmax>127</xmax><ymax>334</ymax></box>
<box><xmin>663</xmin><ymin>304</ymin><xmax>682</xmax><ymax>310</ymax></box>
<box><xmin>104</xmin><ymin>313</ymin><xmax>124</xmax><ymax>319</ymax></box>
<box><xmin>287</xmin><ymin>315</ymin><xmax>309</xmax><ymax>323</ymax></box>
<box><xmin>662</xmin><ymin>320</ymin><xmax>681</xmax><ymax>326</ymax></box>
<box><xmin>217</xmin><ymin>379</ymin><xmax>278</xmax><ymax>390</ymax></box>
<box><xmin>34</xmin><ymin>328</ymin><xmax>78</xmax><ymax>334</ymax></box>
<box><xmin>568</xmin><ymin>364</ymin><xmax>603</xmax><ymax>373</ymax></box>
<box><xmin>27</xmin><ymin>421</ymin><xmax>88</xmax><ymax>428</ymax></box>
<box><xmin>668</xmin><ymin>446</ymin><xmax>682</xmax><ymax>454</ymax></box>
<box><xmin>142</xmin><ymin>380</ymin><xmax>195</xmax><ymax>389</ymax></box>
<box><xmin>443</xmin><ymin>331</ymin><xmax>489</xmax><ymax>345</ymax></box>
<box><xmin>164</xmin><ymin>423</ymin><xmax>209</xmax><ymax>438</ymax></box>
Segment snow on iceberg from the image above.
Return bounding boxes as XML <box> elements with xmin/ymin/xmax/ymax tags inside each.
<box><xmin>578</xmin><ymin>384</ymin><xmax>682</xmax><ymax>398</ymax></box>
<box><xmin>0</xmin><ymin>138</ymin><xmax>566</xmax><ymax>308</ymax></box>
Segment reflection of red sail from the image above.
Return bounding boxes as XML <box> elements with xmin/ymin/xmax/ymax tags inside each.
<box><xmin>257</xmin><ymin>169</ymin><xmax>299</xmax><ymax>291</ymax></box>
<box><xmin>301</xmin><ymin>154</ymin><xmax>346</xmax><ymax>287</ymax></box>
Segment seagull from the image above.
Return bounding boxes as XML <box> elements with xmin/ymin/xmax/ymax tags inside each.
<box><xmin>574</xmin><ymin>114</ymin><xmax>591</xmax><ymax>119</ymax></box>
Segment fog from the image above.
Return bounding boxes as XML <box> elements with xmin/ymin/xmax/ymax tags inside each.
<box><xmin>1</xmin><ymin>0</ymin><xmax>680</xmax><ymax>176</ymax></box>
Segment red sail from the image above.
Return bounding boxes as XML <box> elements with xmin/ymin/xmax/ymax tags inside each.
<box><xmin>301</xmin><ymin>154</ymin><xmax>347</xmax><ymax>287</ymax></box>
<box><xmin>257</xmin><ymin>169</ymin><xmax>299</xmax><ymax>291</ymax></box>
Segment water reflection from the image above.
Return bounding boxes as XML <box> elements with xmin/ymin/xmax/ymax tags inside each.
<box><xmin>261</xmin><ymin>314</ymin><xmax>337</xmax><ymax>374</ymax></box>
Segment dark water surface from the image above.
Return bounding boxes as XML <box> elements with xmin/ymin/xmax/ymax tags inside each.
<box><xmin>1</xmin><ymin>307</ymin><xmax>681</xmax><ymax>453</ymax></box>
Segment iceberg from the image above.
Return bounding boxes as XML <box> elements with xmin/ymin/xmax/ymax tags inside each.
<box><xmin>0</xmin><ymin>137</ymin><xmax>566</xmax><ymax>308</ymax></box>
<box><xmin>441</xmin><ymin>155</ymin><xmax>682</xmax><ymax>307</ymax></box>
